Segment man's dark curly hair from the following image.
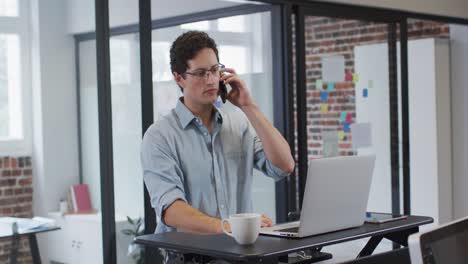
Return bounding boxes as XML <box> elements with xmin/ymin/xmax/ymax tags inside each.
<box><xmin>170</xmin><ymin>31</ymin><xmax>219</xmax><ymax>92</ymax></box>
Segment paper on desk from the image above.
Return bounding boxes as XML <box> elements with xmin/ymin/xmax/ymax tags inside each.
<box><xmin>350</xmin><ymin>123</ymin><xmax>372</xmax><ymax>149</ymax></box>
<box><xmin>0</xmin><ymin>217</ymin><xmax>56</xmax><ymax>233</ymax></box>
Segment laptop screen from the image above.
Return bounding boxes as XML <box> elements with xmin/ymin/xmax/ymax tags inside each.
<box><xmin>420</xmin><ymin>218</ymin><xmax>468</xmax><ymax>263</ymax></box>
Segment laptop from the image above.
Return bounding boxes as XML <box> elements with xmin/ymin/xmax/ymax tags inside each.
<box><xmin>260</xmin><ymin>155</ymin><xmax>376</xmax><ymax>238</ymax></box>
<box><xmin>408</xmin><ymin>216</ymin><xmax>468</xmax><ymax>264</ymax></box>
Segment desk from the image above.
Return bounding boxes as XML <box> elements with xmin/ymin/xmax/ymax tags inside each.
<box><xmin>0</xmin><ymin>224</ymin><xmax>60</xmax><ymax>264</ymax></box>
<box><xmin>135</xmin><ymin>215</ymin><xmax>432</xmax><ymax>263</ymax></box>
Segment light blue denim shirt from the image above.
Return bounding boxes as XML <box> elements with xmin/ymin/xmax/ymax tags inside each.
<box><xmin>141</xmin><ymin>98</ymin><xmax>289</xmax><ymax>234</ymax></box>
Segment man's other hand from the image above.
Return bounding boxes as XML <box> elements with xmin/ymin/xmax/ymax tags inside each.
<box><xmin>261</xmin><ymin>214</ymin><xmax>273</xmax><ymax>228</ymax></box>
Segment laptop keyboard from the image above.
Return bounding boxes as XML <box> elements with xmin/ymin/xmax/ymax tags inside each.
<box><xmin>277</xmin><ymin>226</ymin><xmax>299</xmax><ymax>233</ymax></box>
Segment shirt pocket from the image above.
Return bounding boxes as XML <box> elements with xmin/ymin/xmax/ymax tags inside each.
<box><xmin>222</xmin><ymin>133</ymin><xmax>243</xmax><ymax>158</ymax></box>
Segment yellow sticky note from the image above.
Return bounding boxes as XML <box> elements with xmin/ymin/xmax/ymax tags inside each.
<box><xmin>338</xmin><ymin>131</ymin><xmax>345</xmax><ymax>140</ymax></box>
<box><xmin>353</xmin><ymin>73</ymin><xmax>359</xmax><ymax>83</ymax></box>
<box><xmin>321</xmin><ymin>103</ymin><xmax>328</xmax><ymax>113</ymax></box>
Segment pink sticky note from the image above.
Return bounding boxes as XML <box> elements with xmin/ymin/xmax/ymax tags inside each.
<box><xmin>345</xmin><ymin>71</ymin><xmax>352</xmax><ymax>82</ymax></box>
<box><xmin>346</xmin><ymin>112</ymin><xmax>353</xmax><ymax>123</ymax></box>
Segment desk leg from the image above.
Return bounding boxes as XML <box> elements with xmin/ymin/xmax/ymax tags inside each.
<box><xmin>357</xmin><ymin>235</ymin><xmax>383</xmax><ymax>258</ymax></box>
<box><xmin>357</xmin><ymin>227</ymin><xmax>420</xmax><ymax>258</ymax></box>
<box><xmin>28</xmin><ymin>234</ymin><xmax>41</xmax><ymax>264</ymax></box>
<box><xmin>384</xmin><ymin>227</ymin><xmax>419</xmax><ymax>246</ymax></box>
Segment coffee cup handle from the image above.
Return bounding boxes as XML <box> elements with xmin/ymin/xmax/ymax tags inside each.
<box><xmin>221</xmin><ymin>219</ymin><xmax>233</xmax><ymax>237</ymax></box>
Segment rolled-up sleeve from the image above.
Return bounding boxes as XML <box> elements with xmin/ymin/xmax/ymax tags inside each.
<box><xmin>244</xmin><ymin>122</ymin><xmax>289</xmax><ymax>181</ymax></box>
<box><xmin>141</xmin><ymin>126</ymin><xmax>187</xmax><ymax>225</ymax></box>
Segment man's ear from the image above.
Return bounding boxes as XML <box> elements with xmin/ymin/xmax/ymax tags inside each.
<box><xmin>173</xmin><ymin>72</ymin><xmax>185</xmax><ymax>90</ymax></box>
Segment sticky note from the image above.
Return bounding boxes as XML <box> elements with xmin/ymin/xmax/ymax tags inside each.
<box><xmin>363</xmin><ymin>88</ymin><xmax>368</xmax><ymax>98</ymax></box>
<box><xmin>353</xmin><ymin>73</ymin><xmax>359</xmax><ymax>83</ymax></box>
<box><xmin>368</xmin><ymin>80</ymin><xmax>373</xmax><ymax>88</ymax></box>
<box><xmin>338</xmin><ymin>131</ymin><xmax>345</xmax><ymax>140</ymax></box>
<box><xmin>321</xmin><ymin>55</ymin><xmax>345</xmax><ymax>82</ymax></box>
<box><xmin>315</xmin><ymin>79</ymin><xmax>323</xmax><ymax>90</ymax></box>
<box><xmin>345</xmin><ymin>71</ymin><xmax>352</xmax><ymax>82</ymax></box>
<box><xmin>327</xmin><ymin>82</ymin><xmax>335</xmax><ymax>92</ymax></box>
<box><xmin>346</xmin><ymin>112</ymin><xmax>353</xmax><ymax>123</ymax></box>
<box><xmin>321</xmin><ymin>103</ymin><xmax>328</xmax><ymax>113</ymax></box>
<box><xmin>321</xmin><ymin>91</ymin><xmax>328</xmax><ymax>102</ymax></box>
<box><xmin>350</xmin><ymin>123</ymin><xmax>372</xmax><ymax>149</ymax></box>
<box><xmin>339</xmin><ymin>111</ymin><xmax>347</xmax><ymax>122</ymax></box>
<box><xmin>343</xmin><ymin>122</ymin><xmax>350</xmax><ymax>132</ymax></box>
<box><xmin>322</xmin><ymin>131</ymin><xmax>339</xmax><ymax>158</ymax></box>
<box><xmin>214</xmin><ymin>100</ymin><xmax>222</xmax><ymax>108</ymax></box>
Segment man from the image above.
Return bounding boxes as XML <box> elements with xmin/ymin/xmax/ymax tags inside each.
<box><xmin>141</xmin><ymin>31</ymin><xmax>294</xmax><ymax>259</ymax></box>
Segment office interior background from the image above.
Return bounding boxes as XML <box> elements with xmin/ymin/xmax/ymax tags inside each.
<box><xmin>0</xmin><ymin>0</ymin><xmax>467</xmax><ymax>263</ymax></box>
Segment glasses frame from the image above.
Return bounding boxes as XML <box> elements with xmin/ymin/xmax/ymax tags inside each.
<box><xmin>183</xmin><ymin>63</ymin><xmax>225</xmax><ymax>80</ymax></box>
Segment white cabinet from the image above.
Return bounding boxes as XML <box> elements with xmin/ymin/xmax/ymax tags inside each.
<box><xmin>42</xmin><ymin>212</ymin><xmax>133</xmax><ymax>264</ymax></box>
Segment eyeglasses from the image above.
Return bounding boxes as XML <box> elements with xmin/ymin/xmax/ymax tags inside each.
<box><xmin>183</xmin><ymin>63</ymin><xmax>225</xmax><ymax>80</ymax></box>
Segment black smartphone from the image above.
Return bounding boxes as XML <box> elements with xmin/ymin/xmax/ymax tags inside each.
<box><xmin>219</xmin><ymin>80</ymin><xmax>227</xmax><ymax>103</ymax></box>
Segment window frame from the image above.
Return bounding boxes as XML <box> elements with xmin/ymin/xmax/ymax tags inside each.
<box><xmin>0</xmin><ymin>0</ymin><xmax>32</xmax><ymax>156</ymax></box>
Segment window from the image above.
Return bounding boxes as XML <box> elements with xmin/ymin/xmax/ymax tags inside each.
<box><xmin>0</xmin><ymin>34</ymin><xmax>21</xmax><ymax>139</ymax></box>
<box><xmin>0</xmin><ymin>0</ymin><xmax>18</xmax><ymax>17</ymax></box>
<box><xmin>0</xmin><ymin>0</ymin><xmax>31</xmax><ymax>155</ymax></box>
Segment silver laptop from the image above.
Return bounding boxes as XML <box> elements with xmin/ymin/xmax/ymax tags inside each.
<box><xmin>260</xmin><ymin>155</ymin><xmax>376</xmax><ymax>238</ymax></box>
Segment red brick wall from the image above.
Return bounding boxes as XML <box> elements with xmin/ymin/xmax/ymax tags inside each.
<box><xmin>302</xmin><ymin>18</ymin><xmax>449</xmax><ymax>157</ymax></box>
<box><xmin>0</xmin><ymin>156</ymin><xmax>33</xmax><ymax>263</ymax></box>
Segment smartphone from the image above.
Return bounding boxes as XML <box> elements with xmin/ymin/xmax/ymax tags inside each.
<box><xmin>365</xmin><ymin>212</ymin><xmax>408</xmax><ymax>224</ymax></box>
<box><xmin>219</xmin><ymin>81</ymin><xmax>227</xmax><ymax>103</ymax></box>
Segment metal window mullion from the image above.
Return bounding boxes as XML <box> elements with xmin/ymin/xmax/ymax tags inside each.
<box><xmin>400</xmin><ymin>19</ymin><xmax>411</xmax><ymax>215</ymax></box>
<box><xmin>138</xmin><ymin>0</ymin><xmax>159</xmax><ymax>263</ymax></box>
<box><xmin>387</xmin><ymin>23</ymin><xmax>401</xmax><ymax>215</ymax></box>
<box><xmin>283</xmin><ymin>3</ymin><xmax>297</xmax><ymax>218</ymax></box>
<box><xmin>95</xmin><ymin>0</ymin><xmax>116</xmax><ymax>263</ymax></box>
<box><xmin>294</xmin><ymin>6</ymin><xmax>308</xmax><ymax>210</ymax></box>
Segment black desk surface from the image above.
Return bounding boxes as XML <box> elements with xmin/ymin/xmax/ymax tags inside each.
<box><xmin>135</xmin><ymin>215</ymin><xmax>432</xmax><ymax>261</ymax></box>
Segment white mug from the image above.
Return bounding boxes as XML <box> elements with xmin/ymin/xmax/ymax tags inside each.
<box><xmin>221</xmin><ymin>213</ymin><xmax>261</xmax><ymax>245</ymax></box>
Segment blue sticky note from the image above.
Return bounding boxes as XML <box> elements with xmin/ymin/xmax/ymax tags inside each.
<box><xmin>327</xmin><ymin>82</ymin><xmax>335</xmax><ymax>91</ymax></box>
<box><xmin>320</xmin><ymin>91</ymin><xmax>328</xmax><ymax>102</ymax></box>
<box><xmin>363</xmin><ymin>88</ymin><xmax>368</xmax><ymax>98</ymax></box>
<box><xmin>343</xmin><ymin>122</ymin><xmax>350</xmax><ymax>132</ymax></box>
<box><xmin>339</xmin><ymin>111</ymin><xmax>347</xmax><ymax>122</ymax></box>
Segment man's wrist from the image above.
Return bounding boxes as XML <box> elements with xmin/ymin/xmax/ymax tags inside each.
<box><xmin>240</xmin><ymin>103</ymin><xmax>258</xmax><ymax>114</ymax></box>
<box><xmin>217</xmin><ymin>218</ymin><xmax>231</xmax><ymax>234</ymax></box>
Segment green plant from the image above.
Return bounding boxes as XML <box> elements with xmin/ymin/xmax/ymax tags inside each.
<box><xmin>122</xmin><ymin>217</ymin><xmax>145</xmax><ymax>264</ymax></box>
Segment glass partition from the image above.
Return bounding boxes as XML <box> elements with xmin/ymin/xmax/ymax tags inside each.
<box><xmin>109</xmin><ymin>32</ymin><xmax>144</xmax><ymax>263</ymax></box>
<box><xmin>301</xmin><ymin>15</ymin><xmax>394</xmax><ymax>213</ymax></box>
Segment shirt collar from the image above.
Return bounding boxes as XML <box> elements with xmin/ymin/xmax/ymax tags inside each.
<box><xmin>175</xmin><ymin>97</ymin><xmax>223</xmax><ymax>129</ymax></box>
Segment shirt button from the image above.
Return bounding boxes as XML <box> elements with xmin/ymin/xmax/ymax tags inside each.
<box><xmin>204</xmin><ymin>132</ymin><xmax>208</xmax><ymax>136</ymax></box>
<box><xmin>220</xmin><ymin>204</ymin><xmax>225</xmax><ymax>209</ymax></box>
<box><xmin>196</xmin><ymin>119</ymin><xmax>200</xmax><ymax>123</ymax></box>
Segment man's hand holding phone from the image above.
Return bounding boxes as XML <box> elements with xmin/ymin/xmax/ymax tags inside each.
<box><xmin>219</xmin><ymin>68</ymin><xmax>254</xmax><ymax>109</ymax></box>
